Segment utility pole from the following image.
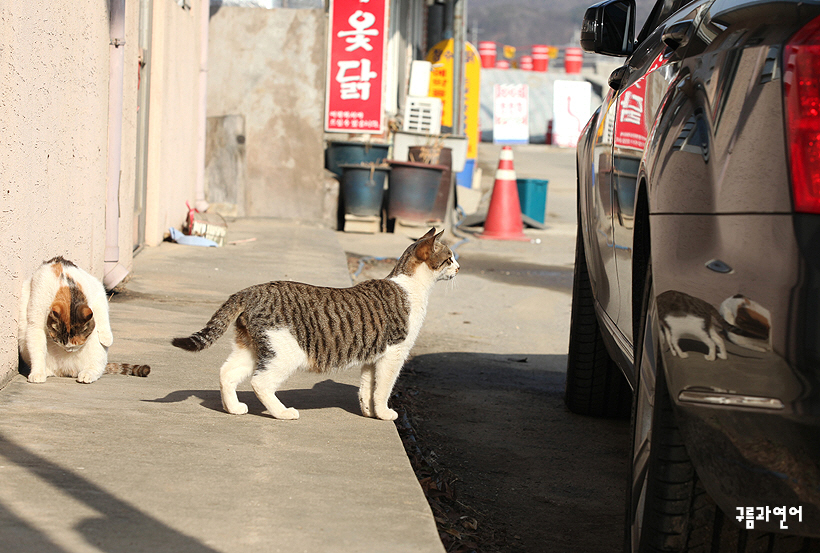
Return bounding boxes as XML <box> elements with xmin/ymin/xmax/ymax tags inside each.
<box><xmin>469</xmin><ymin>20</ymin><xmax>481</xmax><ymax>46</ymax></box>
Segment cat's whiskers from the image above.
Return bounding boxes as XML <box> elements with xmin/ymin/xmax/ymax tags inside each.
<box><xmin>447</xmin><ymin>276</ymin><xmax>459</xmax><ymax>292</ymax></box>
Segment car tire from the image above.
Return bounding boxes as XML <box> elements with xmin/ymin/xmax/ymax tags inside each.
<box><xmin>565</xmin><ymin>229</ymin><xmax>631</xmax><ymax>418</ymax></box>
<box><xmin>627</xmin><ymin>262</ymin><xmax>820</xmax><ymax>553</ymax></box>
<box><xmin>628</xmin><ymin>263</ymin><xmax>696</xmax><ymax>551</ymax></box>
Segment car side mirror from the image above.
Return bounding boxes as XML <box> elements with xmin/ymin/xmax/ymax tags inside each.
<box><xmin>662</xmin><ymin>20</ymin><xmax>693</xmax><ymax>50</ymax></box>
<box><xmin>608</xmin><ymin>65</ymin><xmax>630</xmax><ymax>90</ymax></box>
<box><xmin>580</xmin><ymin>0</ymin><xmax>636</xmax><ymax>57</ymax></box>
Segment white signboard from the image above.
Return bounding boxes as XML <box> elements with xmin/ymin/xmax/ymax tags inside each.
<box><xmin>493</xmin><ymin>84</ymin><xmax>529</xmax><ymax>144</ymax></box>
<box><xmin>552</xmin><ymin>80</ymin><xmax>593</xmax><ymax>148</ymax></box>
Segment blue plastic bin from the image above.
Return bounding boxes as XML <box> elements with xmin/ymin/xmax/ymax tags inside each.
<box><xmin>516</xmin><ymin>178</ymin><xmax>549</xmax><ymax>224</ymax></box>
<box><xmin>456</xmin><ymin>158</ymin><xmax>476</xmax><ymax>188</ymax></box>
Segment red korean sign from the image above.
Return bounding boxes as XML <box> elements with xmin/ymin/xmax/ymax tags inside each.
<box><xmin>614</xmin><ymin>53</ymin><xmax>666</xmax><ymax>151</ymax></box>
<box><xmin>325</xmin><ymin>0</ymin><xmax>388</xmax><ymax>134</ymax></box>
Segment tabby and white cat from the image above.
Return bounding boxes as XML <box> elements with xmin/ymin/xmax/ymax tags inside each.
<box><xmin>18</xmin><ymin>256</ymin><xmax>150</xmax><ymax>383</ymax></box>
<box><xmin>172</xmin><ymin>228</ymin><xmax>458</xmax><ymax>421</ymax></box>
<box><xmin>657</xmin><ymin>290</ymin><xmax>729</xmax><ymax>361</ymax></box>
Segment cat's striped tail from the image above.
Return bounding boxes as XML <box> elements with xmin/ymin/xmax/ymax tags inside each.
<box><xmin>171</xmin><ymin>292</ymin><xmax>246</xmax><ymax>352</ymax></box>
<box><xmin>105</xmin><ymin>363</ymin><xmax>151</xmax><ymax>377</ymax></box>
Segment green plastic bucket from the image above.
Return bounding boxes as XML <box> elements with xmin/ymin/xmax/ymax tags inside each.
<box><xmin>516</xmin><ymin>179</ymin><xmax>548</xmax><ymax>224</ymax></box>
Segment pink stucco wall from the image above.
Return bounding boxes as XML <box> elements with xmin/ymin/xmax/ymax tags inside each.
<box><xmin>144</xmin><ymin>0</ymin><xmax>204</xmax><ymax>247</ymax></box>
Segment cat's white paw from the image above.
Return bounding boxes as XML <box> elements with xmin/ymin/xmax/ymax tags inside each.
<box><xmin>359</xmin><ymin>398</ymin><xmax>373</xmax><ymax>418</ymax></box>
<box><xmin>274</xmin><ymin>407</ymin><xmax>300</xmax><ymax>420</ymax></box>
<box><xmin>375</xmin><ymin>408</ymin><xmax>398</xmax><ymax>421</ymax></box>
<box><xmin>28</xmin><ymin>372</ymin><xmax>47</xmax><ymax>384</ymax></box>
<box><xmin>678</xmin><ymin>351</ymin><xmax>689</xmax><ymax>359</ymax></box>
<box><xmin>77</xmin><ymin>372</ymin><xmax>100</xmax><ymax>384</ymax></box>
<box><xmin>98</xmin><ymin>331</ymin><xmax>114</xmax><ymax>348</ymax></box>
<box><xmin>225</xmin><ymin>402</ymin><xmax>249</xmax><ymax>415</ymax></box>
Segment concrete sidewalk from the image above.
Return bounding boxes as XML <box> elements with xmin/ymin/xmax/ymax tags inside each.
<box><xmin>0</xmin><ymin>219</ymin><xmax>444</xmax><ymax>553</ymax></box>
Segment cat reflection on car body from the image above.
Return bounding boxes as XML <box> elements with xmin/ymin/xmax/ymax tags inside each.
<box><xmin>657</xmin><ymin>290</ymin><xmax>772</xmax><ymax>361</ymax></box>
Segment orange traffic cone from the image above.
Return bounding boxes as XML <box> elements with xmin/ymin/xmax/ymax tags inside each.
<box><xmin>479</xmin><ymin>146</ymin><xmax>529</xmax><ymax>241</ymax></box>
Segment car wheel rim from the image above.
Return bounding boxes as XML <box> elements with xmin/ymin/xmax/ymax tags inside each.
<box><xmin>630</xmin><ymin>289</ymin><xmax>657</xmax><ymax>552</ymax></box>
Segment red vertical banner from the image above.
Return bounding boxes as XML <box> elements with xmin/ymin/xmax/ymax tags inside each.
<box><xmin>613</xmin><ymin>52</ymin><xmax>667</xmax><ymax>151</ymax></box>
<box><xmin>325</xmin><ymin>0</ymin><xmax>388</xmax><ymax>134</ymax></box>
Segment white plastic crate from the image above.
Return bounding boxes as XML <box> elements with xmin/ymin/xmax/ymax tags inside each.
<box><xmin>403</xmin><ymin>97</ymin><xmax>442</xmax><ymax>134</ymax></box>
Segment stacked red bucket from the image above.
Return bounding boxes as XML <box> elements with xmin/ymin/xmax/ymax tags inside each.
<box><xmin>478</xmin><ymin>41</ymin><xmax>497</xmax><ymax>68</ymax></box>
<box><xmin>564</xmin><ymin>47</ymin><xmax>583</xmax><ymax>73</ymax></box>
<box><xmin>519</xmin><ymin>55</ymin><xmax>533</xmax><ymax>71</ymax></box>
<box><xmin>532</xmin><ymin>45</ymin><xmax>549</xmax><ymax>72</ymax></box>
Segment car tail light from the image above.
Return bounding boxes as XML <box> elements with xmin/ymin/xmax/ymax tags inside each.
<box><xmin>784</xmin><ymin>15</ymin><xmax>820</xmax><ymax>213</ymax></box>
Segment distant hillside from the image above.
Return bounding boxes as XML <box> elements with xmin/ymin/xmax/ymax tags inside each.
<box><xmin>468</xmin><ymin>0</ymin><xmax>656</xmax><ymax>52</ymax></box>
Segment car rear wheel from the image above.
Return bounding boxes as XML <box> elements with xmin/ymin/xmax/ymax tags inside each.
<box><xmin>627</xmin><ymin>262</ymin><xmax>819</xmax><ymax>552</ymax></box>
<box><xmin>628</xmin><ymin>261</ymin><xmax>698</xmax><ymax>551</ymax></box>
<box><xmin>565</xmin><ymin>229</ymin><xmax>631</xmax><ymax>418</ymax></box>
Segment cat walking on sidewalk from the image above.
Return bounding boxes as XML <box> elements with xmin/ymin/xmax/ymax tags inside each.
<box><xmin>172</xmin><ymin>228</ymin><xmax>458</xmax><ymax>421</ymax></box>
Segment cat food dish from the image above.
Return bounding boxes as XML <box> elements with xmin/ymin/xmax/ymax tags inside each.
<box><xmin>172</xmin><ymin>228</ymin><xmax>458</xmax><ymax>421</ymax></box>
<box><xmin>18</xmin><ymin>256</ymin><xmax>150</xmax><ymax>383</ymax></box>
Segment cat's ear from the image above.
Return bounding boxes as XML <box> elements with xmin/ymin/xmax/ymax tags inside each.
<box><xmin>79</xmin><ymin>306</ymin><xmax>93</xmax><ymax>323</ymax></box>
<box><xmin>414</xmin><ymin>228</ymin><xmax>437</xmax><ymax>260</ymax></box>
<box><xmin>434</xmin><ymin>229</ymin><xmax>445</xmax><ymax>241</ymax></box>
<box><xmin>415</xmin><ymin>233</ymin><xmax>436</xmax><ymax>261</ymax></box>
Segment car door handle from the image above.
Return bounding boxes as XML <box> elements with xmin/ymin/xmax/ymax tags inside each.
<box><xmin>662</xmin><ymin>20</ymin><xmax>693</xmax><ymax>50</ymax></box>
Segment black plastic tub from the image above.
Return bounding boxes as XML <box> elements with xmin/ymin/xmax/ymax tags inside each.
<box><xmin>387</xmin><ymin>160</ymin><xmax>448</xmax><ymax>222</ymax></box>
<box><xmin>325</xmin><ymin>141</ymin><xmax>390</xmax><ymax>177</ymax></box>
<box><xmin>339</xmin><ymin>163</ymin><xmax>389</xmax><ymax>217</ymax></box>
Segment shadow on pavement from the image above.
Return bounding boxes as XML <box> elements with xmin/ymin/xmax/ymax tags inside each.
<box><xmin>400</xmin><ymin>351</ymin><xmax>630</xmax><ymax>553</ymax></box>
<box><xmin>146</xmin><ymin>379</ymin><xmax>361</xmax><ymax>417</ymax></box>
<box><xmin>0</xmin><ymin>431</ymin><xmax>220</xmax><ymax>553</ymax></box>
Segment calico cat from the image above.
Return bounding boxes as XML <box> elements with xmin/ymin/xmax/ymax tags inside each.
<box><xmin>172</xmin><ymin>228</ymin><xmax>458</xmax><ymax>421</ymax></box>
<box><xmin>18</xmin><ymin>256</ymin><xmax>150</xmax><ymax>383</ymax></box>
<box><xmin>656</xmin><ymin>290</ymin><xmax>772</xmax><ymax>361</ymax></box>
<box><xmin>719</xmin><ymin>294</ymin><xmax>771</xmax><ymax>352</ymax></box>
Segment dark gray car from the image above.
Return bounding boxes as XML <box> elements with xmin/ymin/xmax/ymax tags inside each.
<box><xmin>567</xmin><ymin>0</ymin><xmax>820</xmax><ymax>550</ymax></box>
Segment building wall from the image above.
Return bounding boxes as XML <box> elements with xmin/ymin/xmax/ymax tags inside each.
<box><xmin>479</xmin><ymin>68</ymin><xmax>602</xmax><ymax>144</ymax></box>
<box><xmin>0</xmin><ymin>0</ymin><xmax>207</xmax><ymax>386</ymax></box>
<box><xmin>0</xmin><ymin>2</ymin><xmax>111</xmax><ymax>387</ymax></box>
<box><xmin>112</xmin><ymin>0</ymin><xmax>144</xmax><ymax>281</ymax></box>
<box><xmin>144</xmin><ymin>0</ymin><xmax>205</xmax><ymax>246</ymax></box>
<box><xmin>207</xmin><ymin>7</ymin><xmax>327</xmax><ymax>220</ymax></box>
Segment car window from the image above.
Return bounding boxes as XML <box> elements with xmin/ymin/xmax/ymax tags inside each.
<box><xmin>636</xmin><ymin>0</ymin><xmax>696</xmax><ymax>44</ymax></box>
